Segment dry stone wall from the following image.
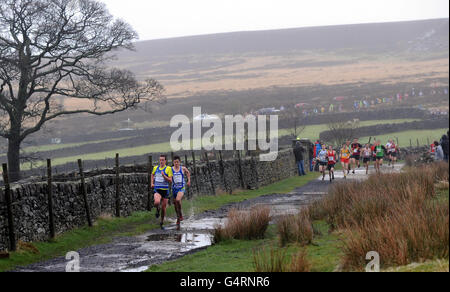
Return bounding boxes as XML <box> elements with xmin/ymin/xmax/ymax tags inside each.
<box><xmin>0</xmin><ymin>149</ymin><xmax>298</xmax><ymax>251</ymax></box>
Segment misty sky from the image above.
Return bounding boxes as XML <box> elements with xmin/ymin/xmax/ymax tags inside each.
<box><xmin>99</xmin><ymin>0</ymin><xmax>449</xmax><ymax>41</ymax></box>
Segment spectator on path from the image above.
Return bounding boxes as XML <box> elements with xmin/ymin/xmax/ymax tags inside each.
<box><xmin>308</xmin><ymin>143</ymin><xmax>314</xmax><ymax>172</ymax></box>
<box><xmin>430</xmin><ymin>141</ymin><xmax>437</xmax><ymax>159</ymax></box>
<box><xmin>293</xmin><ymin>141</ymin><xmax>306</xmax><ymax>176</ymax></box>
<box><xmin>434</xmin><ymin>141</ymin><xmax>444</xmax><ymax>161</ymax></box>
<box><xmin>439</xmin><ymin>133</ymin><xmax>449</xmax><ymax>161</ymax></box>
<box><xmin>314</xmin><ymin>140</ymin><xmax>322</xmax><ymax>172</ymax></box>
<box><xmin>315</xmin><ymin>140</ymin><xmax>322</xmax><ymax>157</ymax></box>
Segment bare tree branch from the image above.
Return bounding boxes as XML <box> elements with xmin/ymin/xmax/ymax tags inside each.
<box><xmin>0</xmin><ymin>0</ymin><xmax>165</xmax><ymax>181</ymax></box>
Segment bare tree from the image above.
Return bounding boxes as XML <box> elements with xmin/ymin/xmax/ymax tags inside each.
<box><xmin>282</xmin><ymin>107</ymin><xmax>306</xmax><ymax>138</ymax></box>
<box><xmin>0</xmin><ymin>0</ymin><xmax>164</xmax><ymax>181</ymax></box>
<box><xmin>324</xmin><ymin>118</ymin><xmax>360</xmax><ymax>146</ymax></box>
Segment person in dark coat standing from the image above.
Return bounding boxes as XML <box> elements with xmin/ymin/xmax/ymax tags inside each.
<box><xmin>308</xmin><ymin>143</ymin><xmax>314</xmax><ymax>172</ymax></box>
<box><xmin>293</xmin><ymin>141</ymin><xmax>306</xmax><ymax>176</ymax></box>
<box><xmin>440</xmin><ymin>132</ymin><xmax>449</xmax><ymax>162</ymax></box>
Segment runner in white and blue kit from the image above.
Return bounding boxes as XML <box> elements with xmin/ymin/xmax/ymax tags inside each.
<box><xmin>172</xmin><ymin>156</ymin><xmax>191</xmax><ymax>230</ymax></box>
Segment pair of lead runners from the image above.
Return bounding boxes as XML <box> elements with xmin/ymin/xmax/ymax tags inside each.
<box><xmin>151</xmin><ymin>154</ymin><xmax>191</xmax><ymax>230</ymax></box>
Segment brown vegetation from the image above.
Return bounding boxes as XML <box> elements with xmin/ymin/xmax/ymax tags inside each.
<box><xmin>213</xmin><ymin>205</ymin><xmax>271</xmax><ymax>243</ymax></box>
<box><xmin>308</xmin><ymin>162</ymin><xmax>449</xmax><ymax>271</ymax></box>
<box><xmin>277</xmin><ymin>210</ymin><xmax>313</xmax><ymax>247</ymax></box>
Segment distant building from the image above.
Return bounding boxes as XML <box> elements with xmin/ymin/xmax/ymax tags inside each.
<box><xmin>118</xmin><ymin>118</ymin><xmax>135</xmax><ymax>131</ymax></box>
<box><xmin>51</xmin><ymin>138</ymin><xmax>62</xmax><ymax>144</ymax></box>
<box><xmin>193</xmin><ymin>114</ymin><xmax>220</xmax><ymax>121</ymax></box>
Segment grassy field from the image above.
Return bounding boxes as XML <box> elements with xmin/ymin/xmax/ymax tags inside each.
<box><xmin>145</xmin><ymin>52</ymin><xmax>449</xmax><ymax>98</ymax></box>
<box><xmin>279</xmin><ymin>118</ymin><xmax>423</xmax><ymax>141</ymax></box>
<box><xmin>19</xmin><ymin>118</ymin><xmax>425</xmax><ymax>170</ymax></box>
<box><xmin>0</xmin><ymin>172</ymin><xmax>319</xmax><ymax>272</ymax></box>
<box><xmin>21</xmin><ymin>136</ymin><xmax>137</xmax><ymax>153</ymax></box>
<box><xmin>359</xmin><ymin>128</ymin><xmax>448</xmax><ymax>146</ymax></box>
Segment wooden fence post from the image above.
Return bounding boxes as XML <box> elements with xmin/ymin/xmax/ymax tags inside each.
<box><xmin>147</xmin><ymin>155</ymin><xmax>153</xmax><ymax>211</ymax></box>
<box><xmin>410</xmin><ymin>139</ymin><xmax>412</xmax><ymax>148</ymax></box>
<box><xmin>168</xmin><ymin>152</ymin><xmax>174</xmax><ymax>206</ymax></box>
<box><xmin>77</xmin><ymin>159</ymin><xmax>92</xmax><ymax>227</ymax></box>
<box><xmin>115</xmin><ymin>153</ymin><xmax>120</xmax><ymax>217</ymax></box>
<box><xmin>191</xmin><ymin>151</ymin><xmax>200</xmax><ymax>195</ymax></box>
<box><xmin>47</xmin><ymin>159</ymin><xmax>55</xmax><ymax>239</ymax></box>
<box><xmin>218</xmin><ymin>150</ymin><xmax>231</xmax><ymax>194</ymax></box>
<box><xmin>204</xmin><ymin>151</ymin><xmax>216</xmax><ymax>195</ymax></box>
<box><xmin>184</xmin><ymin>154</ymin><xmax>192</xmax><ymax>199</ymax></box>
<box><xmin>2</xmin><ymin>164</ymin><xmax>16</xmax><ymax>251</ymax></box>
<box><xmin>417</xmin><ymin>138</ymin><xmax>420</xmax><ymax>147</ymax></box>
<box><xmin>236</xmin><ymin>150</ymin><xmax>246</xmax><ymax>189</ymax></box>
<box><xmin>251</xmin><ymin>151</ymin><xmax>260</xmax><ymax>190</ymax></box>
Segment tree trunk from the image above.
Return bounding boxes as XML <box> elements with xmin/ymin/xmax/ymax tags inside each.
<box><xmin>7</xmin><ymin>138</ymin><xmax>21</xmax><ymax>182</ymax></box>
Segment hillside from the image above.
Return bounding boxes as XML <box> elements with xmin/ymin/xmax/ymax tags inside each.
<box><xmin>1</xmin><ymin>18</ymin><xmax>449</xmax><ymax>147</ymax></box>
<box><xmin>118</xmin><ymin>18</ymin><xmax>449</xmax><ymax>60</ymax></box>
<box><xmin>100</xmin><ymin>18</ymin><xmax>450</xmax><ymax>101</ymax></box>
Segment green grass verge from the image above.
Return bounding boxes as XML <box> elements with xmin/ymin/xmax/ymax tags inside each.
<box><xmin>148</xmin><ymin>180</ymin><xmax>449</xmax><ymax>273</ymax></box>
<box><xmin>146</xmin><ymin>220</ymin><xmax>343</xmax><ymax>272</ymax></box>
<box><xmin>383</xmin><ymin>259</ymin><xmax>449</xmax><ymax>272</ymax></box>
<box><xmin>0</xmin><ymin>211</ymin><xmax>158</xmax><ymax>272</ymax></box>
<box><xmin>0</xmin><ymin>172</ymin><xmax>319</xmax><ymax>272</ymax></box>
<box><xmin>383</xmin><ymin>260</ymin><xmax>449</xmax><ymax>273</ymax></box>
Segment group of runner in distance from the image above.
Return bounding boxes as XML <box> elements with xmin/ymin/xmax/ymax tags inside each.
<box><xmin>315</xmin><ymin>138</ymin><xmax>399</xmax><ymax>181</ymax></box>
<box><xmin>151</xmin><ymin>139</ymin><xmax>399</xmax><ymax>229</ymax></box>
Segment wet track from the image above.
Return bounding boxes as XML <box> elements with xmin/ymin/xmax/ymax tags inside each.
<box><xmin>14</xmin><ymin>164</ymin><xmax>403</xmax><ymax>272</ymax></box>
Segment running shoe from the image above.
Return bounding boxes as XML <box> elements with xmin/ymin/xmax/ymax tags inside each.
<box><xmin>160</xmin><ymin>222</ymin><xmax>165</xmax><ymax>230</ymax></box>
<box><xmin>352</xmin><ymin>170</ymin><xmax>355</xmax><ymax>174</ymax></box>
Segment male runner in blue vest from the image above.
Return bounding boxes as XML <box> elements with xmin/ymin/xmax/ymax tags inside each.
<box><xmin>151</xmin><ymin>154</ymin><xmax>173</xmax><ymax>230</ymax></box>
<box><xmin>172</xmin><ymin>156</ymin><xmax>191</xmax><ymax>230</ymax></box>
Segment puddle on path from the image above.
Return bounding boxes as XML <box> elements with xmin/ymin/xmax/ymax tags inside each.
<box><xmin>146</xmin><ymin>233</ymin><xmax>213</xmax><ymax>248</ymax></box>
<box><xmin>16</xmin><ymin>182</ymin><xmax>336</xmax><ymax>272</ymax></box>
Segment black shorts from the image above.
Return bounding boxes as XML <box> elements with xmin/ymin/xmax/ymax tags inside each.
<box><xmin>390</xmin><ymin>152</ymin><xmax>397</xmax><ymax>157</ymax></box>
<box><xmin>372</xmin><ymin>156</ymin><xmax>377</xmax><ymax>161</ymax></box>
<box><xmin>154</xmin><ymin>189</ymin><xmax>170</xmax><ymax>199</ymax></box>
<box><xmin>363</xmin><ymin>157</ymin><xmax>371</xmax><ymax>163</ymax></box>
<box><xmin>327</xmin><ymin>164</ymin><xmax>335</xmax><ymax>171</ymax></box>
<box><xmin>319</xmin><ymin>161</ymin><xmax>328</xmax><ymax>166</ymax></box>
<box><xmin>351</xmin><ymin>154</ymin><xmax>360</xmax><ymax>160</ymax></box>
<box><xmin>376</xmin><ymin>157</ymin><xmax>383</xmax><ymax>161</ymax></box>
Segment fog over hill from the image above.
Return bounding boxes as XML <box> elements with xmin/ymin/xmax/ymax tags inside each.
<box><xmin>2</xmin><ymin>18</ymin><xmax>447</xmax><ymax>144</ymax></box>
<box><xmin>105</xmin><ymin>18</ymin><xmax>449</xmax><ymax>101</ymax></box>
<box><xmin>114</xmin><ymin>18</ymin><xmax>449</xmax><ymax>66</ymax></box>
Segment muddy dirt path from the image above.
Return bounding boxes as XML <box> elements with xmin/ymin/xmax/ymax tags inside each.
<box><xmin>14</xmin><ymin>164</ymin><xmax>403</xmax><ymax>272</ymax></box>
